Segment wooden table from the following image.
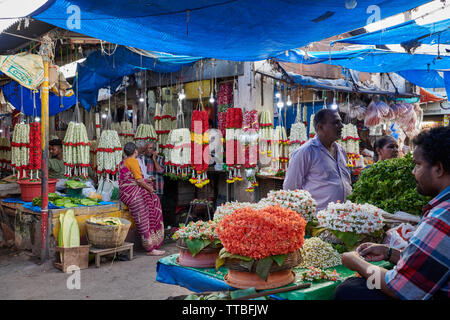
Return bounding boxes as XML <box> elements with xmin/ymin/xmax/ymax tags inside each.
<box><xmin>89</xmin><ymin>242</ymin><xmax>134</xmax><ymax>268</ymax></box>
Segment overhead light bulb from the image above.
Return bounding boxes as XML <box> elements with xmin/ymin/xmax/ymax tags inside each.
<box><xmin>209</xmin><ymin>92</ymin><xmax>215</xmax><ymax>103</ymax></box>
<box><xmin>275</xmin><ymin>92</ymin><xmax>281</xmax><ymax>98</ymax></box>
<box><xmin>330</xmin><ymin>93</ymin><xmax>338</xmax><ymax>109</ymax></box>
<box><xmin>101</xmin><ymin>113</ymin><xmax>107</xmax><ymax>119</ymax></box>
<box><xmin>179</xmin><ymin>89</ymin><xmax>186</xmax><ymax>100</ymax></box>
<box><xmin>139</xmin><ymin>97</ymin><xmax>145</xmax><ymax>103</ymax></box>
<box><xmin>277</xmin><ymin>101</ymin><xmax>284</xmax><ymax>108</ymax></box>
<box><xmin>35</xmin><ymin>117</ymin><xmax>40</xmax><ymax>122</ymax></box>
<box><xmin>0</xmin><ymin>129</ymin><xmax>3</xmax><ymax>133</ymax></box>
<box><xmin>286</xmin><ymin>96</ymin><xmax>292</xmax><ymax>106</ymax></box>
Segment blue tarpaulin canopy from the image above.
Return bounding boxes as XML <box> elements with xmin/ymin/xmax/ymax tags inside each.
<box><xmin>32</xmin><ymin>0</ymin><xmax>429</xmax><ymax>61</ymax></box>
<box><xmin>0</xmin><ymin>80</ymin><xmax>76</xmax><ymax>116</ymax></box>
<box><xmin>332</xmin><ymin>18</ymin><xmax>450</xmax><ymax>47</ymax></box>
<box><xmin>74</xmin><ymin>46</ymin><xmax>200</xmax><ymax>110</ymax></box>
<box><xmin>397</xmin><ymin>69</ymin><xmax>445</xmax><ymax>89</ymax></box>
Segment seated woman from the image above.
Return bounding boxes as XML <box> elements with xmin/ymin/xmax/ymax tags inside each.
<box><xmin>119</xmin><ymin>142</ymin><xmax>165</xmax><ymax>256</ymax></box>
<box><xmin>374</xmin><ymin>136</ymin><xmax>399</xmax><ymax>162</ymax></box>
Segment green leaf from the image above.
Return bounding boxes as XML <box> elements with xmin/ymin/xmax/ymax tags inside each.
<box><xmin>185</xmin><ymin>238</ymin><xmax>211</xmax><ymax>257</ymax></box>
<box><xmin>239</xmin><ymin>259</ymin><xmax>255</xmax><ymax>271</ymax></box>
<box><xmin>255</xmin><ymin>257</ymin><xmax>273</xmax><ymax>281</ymax></box>
<box><xmin>271</xmin><ymin>254</ymin><xmax>287</xmax><ymax>267</ymax></box>
<box><xmin>218</xmin><ymin>248</ymin><xmax>253</xmax><ymax>261</ymax></box>
<box><xmin>215</xmin><ymin>257</ymin><xmax>225</xmax><ymax>269</ymax></box>
<box><xmin>311</xmin><ymin>226</ymin><xmax>328</xmax><ymax>237</ymax></box>
<box><xmin>330</xmin><ymin>230</ymin><xmax>361</xmax><ymax>250</ymax></box>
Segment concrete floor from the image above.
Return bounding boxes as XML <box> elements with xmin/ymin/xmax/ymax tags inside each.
<box><xmin>0</xmin><ymin>241</ymin><xmax>192</xmax><ymax>300</ymax></box>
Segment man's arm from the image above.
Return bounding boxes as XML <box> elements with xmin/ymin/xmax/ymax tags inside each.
<box><xmin>283</xmin><ymin>148</ymin><xmax>310</xmax><ymax>190</ymax></box>
<box><xmin>153</xmin><ymin>155</ymin><xmax>164</xmax><ymax>174</ymax></box>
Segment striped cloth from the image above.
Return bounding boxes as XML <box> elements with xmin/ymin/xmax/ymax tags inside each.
<box><xmin>385</xmin><ymin>186</ymin><xmax>450</xmax><ymax>300</ymax></box>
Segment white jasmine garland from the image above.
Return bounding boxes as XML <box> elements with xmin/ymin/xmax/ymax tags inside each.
<box><xmin>288</xmin><ymin>122</ymin><xmax>307</xmax><ymax>157</ymax></box>
<box><xmin>316</xmin><ymin>200</ymin><xmax>385</xmax><ymax>234</ymax></box>
<box><xmin>298</xmin><ymin>237</ymin><xmax>341</xmax><ymax>269</ymax></box>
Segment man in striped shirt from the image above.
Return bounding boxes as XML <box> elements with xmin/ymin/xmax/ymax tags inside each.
<box><xmin>334</xmin><ymin>126</ymin><xmax>449</xmax><ymax>300</ymax></box>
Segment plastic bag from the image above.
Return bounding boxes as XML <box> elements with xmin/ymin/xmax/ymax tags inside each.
<box><xmin>364</xmin><ymin>100</ymin><xmax>384</xmax><ymax>127</ymax></box>
<box><xmin>382</xmin><ymin>223</ymin><xmax>417</xmax><ymax>250</ymax></box>
<box><xmin>97</xmin><ymin>177</ymin><xmax>115</xmax><ymax>201</ymax></box>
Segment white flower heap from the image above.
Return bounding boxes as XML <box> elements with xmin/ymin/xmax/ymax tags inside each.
<box><xmin>167</xmin><ymin>128</ymin><xmax>191</xmax><ymax>179</ymax></box>
<box><xmin>309</xmin><ymin>114</ymin><xmax>316</xmax><ymax>138</ymax></box>
<box><xmin>96</xmin><ymin>130</ymin><xmax>122</xmax><ymax>180</ymax></box>
<box><xmin>172</xmin><ymin>220</ymin><xmax>218</xmax><ymax>241</ymax></box>
<box><xmin>259</xmin><ymin>189</ymin><xmax>317</xmax><ymax>222</ymax></box>
<box><xmin>317</xmin><ymin>201</ymin><xmax>385</xmax><ymax>234</ymax></box>
<box><xmin>0</xmin><ymin>137</ymin><xmax>11</xmax><ymax>170</ymax></box>
<box><xmin>288</xmin><ymin>122</ymin><xmax>307</xmax><ymax>157</ymax></box>
<box><xmin>213</xmin><ymin>201</ymin><xmax>269</xmax><ymax>222</ymax></box>
<box><xmin>298</xmin><ymin>237</ymin><xmax>341</xmax><ymax>269</ymax></box>
<box><xmin>271</xmin><ymin>126</ymin><xmax>289</xmax><ymax>174</ymax></box>
<box><xmin>11</xmin><ymin>123</ymin><xmax>29</xmax><ymax>179</ymax></box>
<box><xmin>134</xmin><ymin>124</ymin><xmax>157</xmax><ymax>143</ymax></box>
<box><xmin>118</xmin><ymin>121</ymin><xmax>134</xmax><ymax>146</ymax></box>
<box><xmin>258</xmin><ymin>110</ymin><xmax>273</xmax><ymax>156</ymax></box>
<box><xmin>63</xmin><ymin>122</ymin><xmax>90</xmax><ymax>179</ymax></box>
<box><xmin>337</xmin><ymin>123</ymin><xmax>360</xmax><ymax>167</ymax></box>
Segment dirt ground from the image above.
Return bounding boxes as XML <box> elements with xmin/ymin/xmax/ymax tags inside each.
<box><xmin>0</xmin><ymin>241</ymin><xmax>192</xmax><ymax>300</ymax></box>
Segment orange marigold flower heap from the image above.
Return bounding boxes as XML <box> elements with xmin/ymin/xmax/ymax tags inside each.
<box><xmin>216</xmin><ymin>206</ymin><xmax>306</xmax><ymax>260</ymax></box>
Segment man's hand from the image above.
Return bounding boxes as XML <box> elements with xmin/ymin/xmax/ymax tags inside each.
<box><xmin>356</xmin><ymin>243</ymin><xmax>388</xmax><ymax>262</ymax></box>
<box><xmin>341</xmin><ymin>251</ymin><xmax>364</xmax><ymax>272</ymax></box>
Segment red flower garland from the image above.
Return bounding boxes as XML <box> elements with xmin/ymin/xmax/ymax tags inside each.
<box><xmin>28</xmin><ymin>122</ymin><xmax>41</xmax><ymax>171</ymax></box>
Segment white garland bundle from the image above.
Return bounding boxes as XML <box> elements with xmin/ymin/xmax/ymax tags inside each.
<box><xmin>62</xmin><ymin>122</ymin><xmax>90</xmax><ymax>178</ymax></box>
<box><xmin>271</xmin><ymin>126</ymin><xmax>288</xmax><ymax>173</ymax></box>
<box><xmin>119</xmin><ymin>121</ymin><xmax>134</xmax><ymax>146</ymax></box>
<box><xmin>168</xmin><ymin>128</ymin><xmax>191</xmax><ymax>176</ymax></box>
<box><xmin>258</xmin><ymin>110</ymin><xmax>273</xmax><ymax>156</ymax></box>
<box><xmin>288</xmin><ymin>122</ymin><xmax>307</xmax><ymax>157</ymax></box>
<box><xmin>11</xmin><ymin>123</ymin><xmax>29</xmax><ymax>177</ymax></box>
<box><xmin>134</xmin><ymin>124</ymin><xmax>157</xmax><ymax>142</ymax></box>
<box><xmin>96</xmin><ymin>130</ymin><xmax>122</xmax><ymax>179</ymax></box>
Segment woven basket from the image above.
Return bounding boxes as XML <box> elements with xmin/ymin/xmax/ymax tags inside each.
<box><xmin>86</xmin><ymin>218</ymin><xmax>131</xmax><ymax>248</ymax></box>
<box><xmin>225</xmin><ymin>249</ymin><xmax>302</xmax><ymax>273</ymax></box>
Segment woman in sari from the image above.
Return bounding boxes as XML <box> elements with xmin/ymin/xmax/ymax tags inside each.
<box><xmin>119</xmin><ymin>142</ymin><xmax>165</xmax><ymax>256</ymax></box>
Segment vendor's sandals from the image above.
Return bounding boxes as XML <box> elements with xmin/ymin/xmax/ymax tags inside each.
<box><xmin>146</xmin><ymin>249</ymin><xmax>166</xmax><ymax>256</ymax></box>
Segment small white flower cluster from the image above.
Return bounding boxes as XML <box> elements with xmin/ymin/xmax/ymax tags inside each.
<box><xmin>213</xmin><ymin>201</ymin><xmax>269</xmax><ymax>222</ymax></box>
<box><xmin>337</xmin><ymin>123</ymin><xmax>360</xmax><ymax>155</ymax></box>
<box><xmin>259</xmin><ymin>189</ymin><xmax>317</xmax><ymax>222</ymax></box>
<box><xmin>317</xmin><ymin>201</ymin><xmax>385</xmax><ymax>234</ymax></box>
<box><xmin>173</xmin><ymin>220</ymin><xmax>218</xmax><ymax>241</ymax></box>
<box><xmin>288</xmin><ymin>122</ymin><xmax>307</xmax><ymax>157</ymax></box>
<box><xmin>300</xmin><ymin>266</ymin><xmax>343</xmax><ymax>282</ymax></box>
<box><xmin>298</xmin><ymin>237</ymin><xmax>341</xmax><ymax>269</ymax></box>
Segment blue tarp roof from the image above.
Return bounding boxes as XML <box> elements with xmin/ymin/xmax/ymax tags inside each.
<box><xmin>32</xmin><ymin>0</ymin><xmax>429</xmax><ymax>61</ymax></box>
<box><xmin>333</xmin><ymin>18</ymin><xmax>450</xmax><ymax>47</ymax></box>
<box><xmin>397</xmin><ymin>70</ymin><xmax>445</xmax><ymax>89</ymax></box>
<box><xmin>0</xmin><ymin>80</ymin><xmax>76</xmax><ymax>116</ymax></box>
<box><xmin>75</xmin><ymin>46</ymin><xmax>200</xmax><ymax>110</ymax></box>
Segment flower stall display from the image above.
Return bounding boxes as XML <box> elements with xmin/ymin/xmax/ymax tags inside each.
<box><xmin>166</xmin><ymin>128</ymin><xmax>191</xmax><ymax>180</ymax></box>
<box><xmin>271</xmin><ymin>126</ymin><xmax>289</xmax><ymax>175</ymax></box>
<box><xmin>216</xmin><ymin>206</ymin><xmax>306</xmax><ymax>288</ymax></box>
<box><xmin>258</xmin><ymin>110</ymin><xmax>273</xmax><ymax>156</ymax></box>
<box><xmin>190</xmin><ymin>110</ymin><xmax>209</xmax><ymax>188</ymax></box>
<box><xmin>259</xmin><ymin>189</ymin><xmax>317</xmax><ymax>222</ymax></box>
<box><xmin>337</xmin><ymin>123</ymin><xmax>360</xmax><ymax>167</ymax></box>
<box><xmin>288</xmin><ymin>122</ymin><xmax>307</xmax><ymax>157</ymax></box>
<box><xmin>62</xmin><ymin>122</ymin><xmax>90</xmax><ymax>179</ymax></box>
<box><xmin>172</xmin><ymin>220</ymin><xmax>221</xmax><ymax>268</ymax></box>
<box><xmin>241</xmin><ymin>110</ymin><xmax>259</xmax><ymax>192</ymax></box>
<box><xmin>213</xmin><ymin>201</ymin><xmax>269</xmax><ymax>222</ymax></box>
<box><xmin>316</xmin><ymin>200</ymin><xmax>386</xmax><ymax>250</ymax></box>
<box><xmin>0</xmin><ymin>137</ymin><xmax>11</xmax><ymax>170</ymax></box>
<box><xmin>134</xmin><ymin>123</ymin><xmax>157</xmax><ymax>143</ymax></box>
<box><xmin>118</xmin><ymin>121</ymin><xmax>134</xmax><ymax>146</ymax></box>
<box><xmin>28</xmin><ymin>122</ymin><xmax>41</xmax><ymax>179</ymax></box>
<box><xmin>217</xmin><ymin>82</ymin><xmax>233</xmax><ymax>137</ymax></box>
<box><xmin>11</xmin><ymin>123</ymin><xmax>30</xmax><ymax>179</ymax></box>
<box><xmin>96</xmin><ymin>130</ymin><xmax>122</xmax><ymax>180</ymax></box>
<box><xmin>298</xmin><ymin>237</ymin><xmax>341</xmax><ymax>269</ymax></box>
<box><xmin>155</xmin><ymin>102</ymin><xmax>176</xmax><ymax>156</ymax></box>
<box><xmin>299</xmin><ymin>266</ymin><xmax>343</xmax><ymax>282</ymax></box>
<box><xmin>225</xmin><ymin>108</ymin><xmax>243</xmax><ymax>184</ymax></box>
<box><xmin>309</xmin><ymin>114</ymin><xmax>316</xmax><ymax>138</ymax></box>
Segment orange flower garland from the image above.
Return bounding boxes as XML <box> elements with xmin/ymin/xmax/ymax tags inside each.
<box><xmin>216</xmin><ymin>206</ymin><xmax>306</xmax><ymax>260</ymax></box>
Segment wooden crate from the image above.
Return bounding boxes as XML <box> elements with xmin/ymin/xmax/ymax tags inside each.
<box><xmin>54</xmin><ymin>245</ymin><xmax>90</xmax><ymax>273</ymax></box>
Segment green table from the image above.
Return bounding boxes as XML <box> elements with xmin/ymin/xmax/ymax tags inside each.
<box><xmin>157</xmin><ymin>254</ymin><xmax>394</xmax><ymax>300</ymax></box>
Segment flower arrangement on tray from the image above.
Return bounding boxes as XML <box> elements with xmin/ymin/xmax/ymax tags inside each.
<box><xmin>172</xmin><ymin>220</ymin><xmax>221</xmax><ymax>257</ymax></box>
<box><xmin>259</xmin><ymin>189</ymin><xmax>317</xmax><ymax>222</ymax></box>
<box><xmin>216</xmin><ymin>206</ymin><xmax>306</xmax><ymax>281</ymax></box>
<box><xmin>316</xmin><ymin>200</ymin><xmax>386</xmax><ymax>250</ymax></box>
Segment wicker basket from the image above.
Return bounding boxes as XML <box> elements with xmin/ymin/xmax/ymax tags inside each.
<box><xmin>224</xmin><ymin>249</ymin><xmax>302</xmax><ymax>273</ymax></box>
<box><xmin>86</xmin><ymin>218</ymin><xmax>131</xmax><ymax>248</ymax></box>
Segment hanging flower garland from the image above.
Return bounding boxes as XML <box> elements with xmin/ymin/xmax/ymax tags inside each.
<box><xmin>0</xmin><ymin>137</ymin><xmax>11</xmax><ymax>170</ymax></box>
<box><xmin>241</xmin><ymin>110</ymin><xmax>259</xmax><ymax>192</ymax></box>
<box><xmin>166</xmin><ymin>128</ymin><xmax>191</xmax><ymax>180</ymax></box>
<box><xmin>134</xmin><ymin>123</ymin><xmax>157</xmax><ymax>143</ymax></box>
<box><xmin>118</xmin><ymin>121</ymin><xmax>134</xmax><ymax>146</ymax></box>
<box><xmin>96</xmin><ymin>130</ymin><xmax>122</xmax><ymax>179</ymax></box>
<box><xmin>217</xmin><ymin>82</ymin><xmax>233</xmax><ymax>138</ymax></box>
<box><xmin>28</xmin><ymin>122</ymin><xmax>41</xmax><ymax>180</ymax></box>
<box><xmin>190</xmin><ymin>110</ymin><xmax>209</xmax><ymax>188</ymax></box>
<box><xmin>63</xmin><ymin>122</ymin><xmax>90</xmax><ymax>179</ymax></box>
<box><xmin>309</xmin><ymin>114</ymin><xmax>316</xmax><ymax>138</ymax></box>
<box><xmin>337</xmin><ymin>123</ymin><xmax>360</xmax><ymax>167</ymax></box>
<box><xmin>288</xmin><ymin>122</ymin><xmax>307</xmax><ymax>157</ymax></box>
<box><xmin>11</xmin><ymin>123</ymin><xmax>30</xmax><ymax>179</ymax></box>
<box><xmin>155</xmin><ymin>102</ymin><xmax>176</xmax><ymax>156</ymax></box>
<box><xmin>258</xmin><ymin>110</ymin><xmax>273</xmax><ymax>156</ymax></box>
<box><xmin>271</xmin><ymin>126</ymin><xmax>289</xmax><ymax>175</ymax></box>
<box><xmin>225</xmin><ymin>108</ymin><xmax>243</xmax><ymax>183</ymax></box>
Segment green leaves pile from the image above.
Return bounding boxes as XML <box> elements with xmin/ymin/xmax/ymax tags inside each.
<box><xmin>32</xmin><ymin>193</ymin><xmax>100</xmax><ymax>208</ymax></box>
<box><xmin>348</xmin><ymin>154</ymin><xmax>430</xmax><ymax>216</ymax></box>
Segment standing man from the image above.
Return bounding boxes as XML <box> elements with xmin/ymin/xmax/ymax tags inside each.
<box><xmin>144</xmin><ymin>141</ymin><xmax>165</xmax><ymax>199</ymax></box>
<box><xmin>334</xmin><ymin>126</ymin><xmax>449</xmax><ymax>300</ymax></box>
<box><xmin>135</xmin><ymin>140</ymin><xmax>150</xmax><ymax>180</ymax></box>
<box><xmin>283</xmin><ymin>109</ymin><xmax>351</xmax><ymax>211</ymax></box>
